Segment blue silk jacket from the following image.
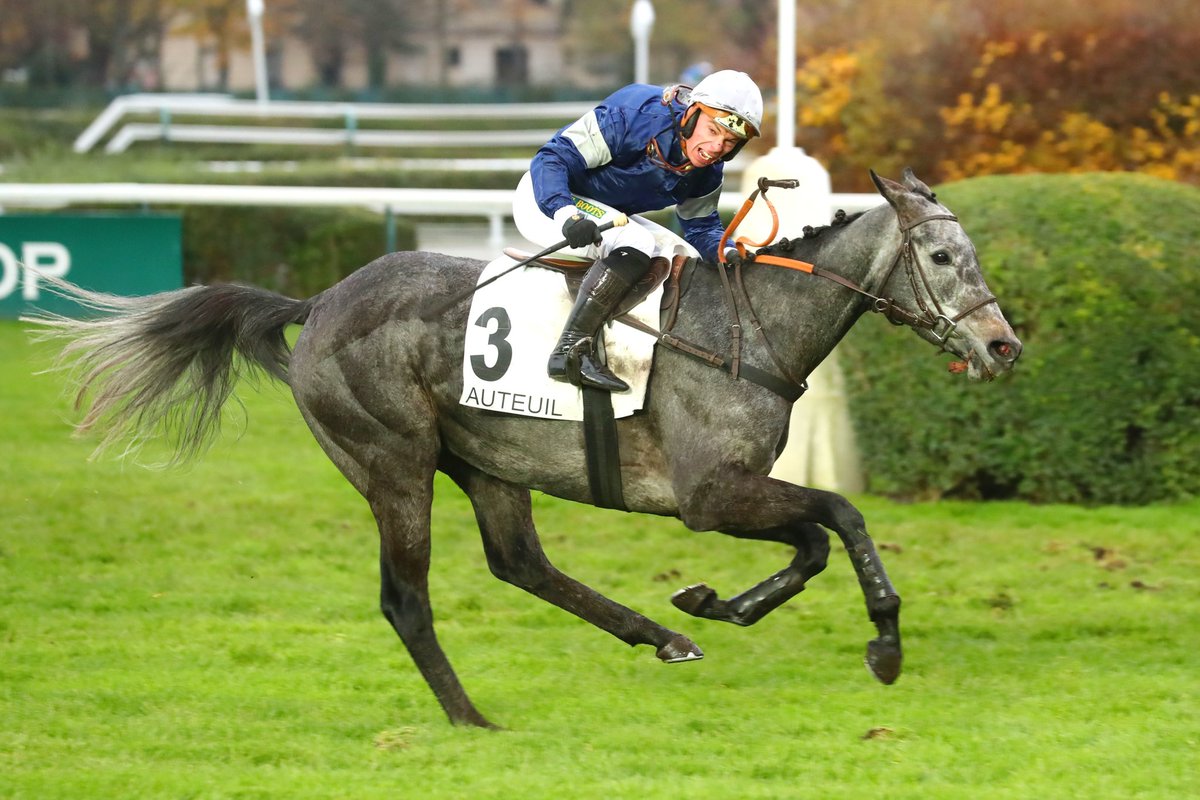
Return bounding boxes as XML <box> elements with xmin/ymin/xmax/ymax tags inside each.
<box><xmin>530</xmin><ymin>83</ymin><xmax>728</xmax><ymax>263</ymax></box>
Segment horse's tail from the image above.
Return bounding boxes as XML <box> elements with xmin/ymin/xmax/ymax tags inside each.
<box><xmin>25</xmin><ymin>274</ymin><xmax>315</xmax><ymax>464</ymax></box>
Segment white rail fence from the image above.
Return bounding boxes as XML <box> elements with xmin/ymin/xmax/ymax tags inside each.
<box><xmin>103</xmin><ymin>123</ymin><xmax>561</xmax><ymax>154</ymax></box>
<box><xmin>74</xmin><ymin>93</ymin><xmax>598</xmax><ymax>155</ymax></box>
<box><xmin>0</xmin><ymin>183</ymin><xmax>882</xmax><ymax>252</ymax></box>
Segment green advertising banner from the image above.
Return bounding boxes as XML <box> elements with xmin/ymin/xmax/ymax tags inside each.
<box><xmin>0</xmin><ymin>214</ymin><xmax>182</xmax><ymax>319</ymax></box>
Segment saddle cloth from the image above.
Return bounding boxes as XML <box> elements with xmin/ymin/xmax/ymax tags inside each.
<box><xmin>458</xmin><ymin>255</ymin><xmax>663</xmax><ymax>421</ymax></box>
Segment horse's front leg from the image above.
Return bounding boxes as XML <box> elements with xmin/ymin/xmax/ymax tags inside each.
<box><xmin>675</xmin><ymin>468</ymin><xmax>902</xmax><ymax>685</ymax></box>
<box><xmin>671</xmin><ymin>522</ymin><xmax>831</xmax><ymax>626</ymax></box>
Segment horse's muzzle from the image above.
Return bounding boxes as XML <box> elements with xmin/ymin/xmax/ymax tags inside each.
<box><xmin>948</xmin><ymin>315</ymin><xmax>1022</xmax><ymax>380</ymax></box>
<box><xmin>967</xmin><ymin>332</ymin><xmax>1022</xmax><ymax>380</ymax></box>
<box><xmin>988</xmin><ymin>336</ymin><xmax>1022</xmax><ymax>367</ymax></box>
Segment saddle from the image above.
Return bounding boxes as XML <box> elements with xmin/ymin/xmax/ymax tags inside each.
<box><xmin>502</xmin><ymin>247</ymin><xmax>691</xmax><ymax>327</ymax></box>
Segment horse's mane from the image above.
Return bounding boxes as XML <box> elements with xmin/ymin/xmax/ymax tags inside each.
<box><xmin>754</xmin><ymin>208</ymin><xmax>868</xmax><ymax>260</ymax></box>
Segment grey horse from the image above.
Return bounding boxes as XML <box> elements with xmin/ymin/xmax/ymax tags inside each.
<box><xmin>31</xmin><ymin>170</ymin><xmax>1021</xmax><ymax>728</ymax></box>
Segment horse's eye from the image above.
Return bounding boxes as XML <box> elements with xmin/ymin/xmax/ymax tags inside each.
<box><xmin>932</xmin><ymin>251</ymin><xmax>952</xmax><ymax>265</ymax></box>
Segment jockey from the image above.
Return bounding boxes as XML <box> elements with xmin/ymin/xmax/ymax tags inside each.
<box><xmin>513</xmin><ymin>69</ymin><xmax>764</xmax><ymax>392</ymax></box>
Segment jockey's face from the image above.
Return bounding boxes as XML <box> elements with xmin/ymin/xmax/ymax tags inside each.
<box><xmin>683</xmin><ymin>109</ymin><xmax>742</xmax><ymax>168</ymax></box>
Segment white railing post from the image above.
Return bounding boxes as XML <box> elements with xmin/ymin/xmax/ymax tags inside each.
<box><xmin>246</xmin><ymin>0</ymin><xmax>270</xmax><ymax>106</ymax></box>
<box><xmin>630</xmin><ymin>0</ymin><xmax>656</xmax><ymax>85</ymax></box>
<box><xmin>488</xmin><ymin>212</ymin><xmax>505</xmax><ymax>253</ymax></box>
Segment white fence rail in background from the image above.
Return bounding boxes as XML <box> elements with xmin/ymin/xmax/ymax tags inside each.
<box><xmin>0</xmin><ymin>183</ymin><xmax>883</xmax><ymax>252</ymax></box>
<box><xmin>103</xmin><ymin>123</ymin><xmax>561</xmax><ymax>154</ymax></box>
<box><xmin>74</xmin><ymin>93</ymin><xmax>598</xmax><ymax>154</ymax></box>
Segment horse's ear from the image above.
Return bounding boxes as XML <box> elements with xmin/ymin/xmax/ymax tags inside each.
<box><xmin>870</xmin><ymin>169</ymin><xmax>907</xmax><ymax>207</ymax></box>
<box><xmin>901</xmin><ymin>167</ymin><xmax>937</xmax><ymax>201</ymax></box>
<box><xmin>871</xmin><ymin>169</ymin><xmax>936</xmax><ymax>224</ymax></box>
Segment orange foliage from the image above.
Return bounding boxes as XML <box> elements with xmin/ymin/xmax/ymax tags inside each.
<box><xmin>936</xmin><ymin>35</ymin><xmax>1200</xmax><ymax>184</ymax></box>
<box><xmin>787</xmin><ymin>3</ymin><xmax>1200</xmax><ymax>189</ymax></box>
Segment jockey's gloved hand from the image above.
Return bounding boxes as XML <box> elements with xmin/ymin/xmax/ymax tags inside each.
<box><xmin>723</xmin><ymin>248</ymin><xmax>749</xmax><ymax>268</ymax></box>
<box><xmin>559</xmin><ymin>212</ymin><xmax>603</xmax><ymax>248</ymax></box>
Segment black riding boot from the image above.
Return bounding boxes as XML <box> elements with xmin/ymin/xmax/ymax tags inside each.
<box><xmin>547</xmin><ymin>246</ymin><xmax>652</xmax><ymax>392</ymax></box>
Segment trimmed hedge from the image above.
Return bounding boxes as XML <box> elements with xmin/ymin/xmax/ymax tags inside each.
<box><xmin>838</xmin><ymin>172</ymin><xmax>1200</xmax><ymax>505</ymax></box>
<box><xmin>181</xmin><ymin>205</ymin><xmax>415</xmax><ymax>297</ymax></box>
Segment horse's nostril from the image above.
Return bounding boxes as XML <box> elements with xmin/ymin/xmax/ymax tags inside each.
<box><xmin>989</xmin><ymin>339</ymin><xmax>1020</xmax><ymax>362</ymax></box>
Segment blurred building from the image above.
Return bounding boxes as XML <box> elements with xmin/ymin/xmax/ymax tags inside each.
<box><xmin>158</xmin><ymin>0</ymin><xmax>615</xmax><ymax>94</ymax></box>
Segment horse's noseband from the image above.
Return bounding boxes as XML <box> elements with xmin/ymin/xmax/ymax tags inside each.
<box><xmin>872</xmin><ymin>297</ymin><xmax>958</xmax><ymax>344</ymax></box>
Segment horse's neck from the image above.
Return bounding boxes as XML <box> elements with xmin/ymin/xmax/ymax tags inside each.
<box><xmin>738</xmin><ymin>207</ymin><xmax>899</xmax><ymax>381</ymax></box>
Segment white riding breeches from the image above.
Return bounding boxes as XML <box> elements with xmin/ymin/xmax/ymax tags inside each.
<box><xmin>513</xmin><ymin>172</ymin><xmax>699</xmax><ymax>262</ymax></box>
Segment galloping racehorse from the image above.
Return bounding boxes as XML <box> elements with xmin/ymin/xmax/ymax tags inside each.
<box><xmin>31</xmin><ymin>170</ymin><xmax>1021</xmax><ymax>728</ymax></box>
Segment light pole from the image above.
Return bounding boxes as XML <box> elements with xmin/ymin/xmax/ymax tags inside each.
<box><xmin>630</xmin><ymin>0</ymin><xmax>655</xmax><ymax>85</ymax></box>
<box><xmin>776</xmin><ymin>0</ymin><xmax>796</xmax><ymax>149</ymax></box>
<box><xmin>742</xmin><ymin>0</ymin><xmax>828</xmax><ymax>248</ymax></box>
<box><xmin>246</xmin><ymin>0</ymin><xmax>269</xmax><ymax>105</ymax></box>
<box><xmin>743</xmin><ymin>0</ymin><xmax>859</xmax><ymax>492</ymax></box>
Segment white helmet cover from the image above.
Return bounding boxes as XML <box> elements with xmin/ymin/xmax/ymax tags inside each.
<box><xmin>688</xmin><ymin>69</ymin><xmax>764</xmax><ymax>139</ymax></box>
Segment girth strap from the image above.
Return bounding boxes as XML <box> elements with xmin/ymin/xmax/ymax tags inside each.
<box><xmin>582</xmin><ymin>384</ymin><xmax>626</xmax><ymax>510</ymax></box>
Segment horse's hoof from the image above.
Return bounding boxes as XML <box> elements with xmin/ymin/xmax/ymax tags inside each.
<box><xmin>865</xmin><ymin>637</ymin><xmax>902</xmax><ymax>685</ymax></box>
<box><xmin>671</xmin><ymin>583</ymin><xmax>718</xmax><ymax>617</ymax></box>
<box><xmin>656</xmin><ymin>634</ymin><xmax>704</xmax><ymax>663</ymax></box>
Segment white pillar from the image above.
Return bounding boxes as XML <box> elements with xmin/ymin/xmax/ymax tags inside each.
<box><xmin>731</xmin><ymin>0</ymin><xmax>864</xmax><ymax>493</ymax></box>
<box><xmin>246</xmin><ymin>0</ymin><xmax>269</xmax><ymax>105</ymax></box>
<box><xmin>630</xmin><ymin>0</ymin><xmax>655</xmax><ymax>85</ymax></box>
<box><xmin>777</xmin><ymin>0</ymin><xmax>796</xmax><ymax>149</ymax></box>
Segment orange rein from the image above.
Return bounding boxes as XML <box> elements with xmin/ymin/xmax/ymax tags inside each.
<box><xmin>717</xmin><ymin>179</ymin><xmax>814</xmax><ymax>274</ymax></box>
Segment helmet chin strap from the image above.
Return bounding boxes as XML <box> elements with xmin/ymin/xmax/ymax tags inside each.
<box><xmin>680</xmin><ymin>105</ymin><xmax>701</xmax><ymax>139</ymax></box>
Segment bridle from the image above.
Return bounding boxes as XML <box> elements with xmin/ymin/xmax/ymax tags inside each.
<box><xmin>618</xmin><ymin>180</ymin><xmax>1001</xmax><ymax>403</ymax></box>
<box><xmin>728</xmin><ymin>180</ymin><xmax>998</xmax><ymax>348</ymax></box>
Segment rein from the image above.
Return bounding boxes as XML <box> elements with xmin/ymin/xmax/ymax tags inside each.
<box><xmin>622</xmin><ymin>180</ymin><xmax>1001</xmax><ymax>402</ymax></box>
<box><xmin>758</xmin><ymin>212</ymin><xmax>998</xmax><ymax>346</ymax></box>
<box><xmin>722</xmin><ymin>184</ymin><xmax>998</xmax><ymax>349</ymax></box>
<box><xmin>615</xmin><ymin>178</ymin><xmax>810</xmax><ymax>403</ymax></box>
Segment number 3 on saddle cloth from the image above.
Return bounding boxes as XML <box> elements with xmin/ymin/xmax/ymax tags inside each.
<box><xmin>458</xmin><ymin>250</ymin><xmax>681</xmax><ymax>421</ymax></box>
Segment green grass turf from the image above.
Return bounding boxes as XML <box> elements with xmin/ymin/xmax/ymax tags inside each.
<box><xmin>1</xmin><ymin>320</ymin><xmax>1196</xmax><ymax>798</ymax></box>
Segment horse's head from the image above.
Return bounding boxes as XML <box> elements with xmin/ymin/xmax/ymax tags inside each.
<box><xmin>869</xmin><ymin>168</ymin><xmax>1022</xmax><ymax>380</ymax></box>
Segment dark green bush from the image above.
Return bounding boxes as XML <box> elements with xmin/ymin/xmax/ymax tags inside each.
<box><xmin>839</xmin><ymin>172</ymin><xmax>1200</xmax><ymax>504</ymax></box>
<box><xmin>181</xmin><ymin>205</ymin><xmax>415</xmax><ymax>297</ymax></box>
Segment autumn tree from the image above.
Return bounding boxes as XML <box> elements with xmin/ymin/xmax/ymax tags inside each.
<box><xmin>75</xmin><ymin>0</ymin><xmax>168</xmax><ymax>89</ymax></box>
<box><xmin>0</xmin><ymin>0</ymin><xmax>167</xmax><ymax>88</ymax></box>
<box><xmin>788</xmin><ymin>0</ymin><xmax>1200</xmax><ymax>188</ymax></box>
<box><xmin>0</xmin><ymin>0</ymin><xmax>264</xmax><ymax>91</ymax></box>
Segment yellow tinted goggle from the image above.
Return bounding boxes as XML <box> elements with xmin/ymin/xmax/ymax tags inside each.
<box><xmin>695</xmin><ymin>103</ymin><xmax>756</xmax><ymax>139</ymax></box>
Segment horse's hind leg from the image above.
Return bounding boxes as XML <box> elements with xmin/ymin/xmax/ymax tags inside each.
<box><xmin>444</xmin><ymin>458</ymin><xmax>703</xmax><ymax>663</ymax></box>
<box><xmin>671</xmin><ymin>522</ymin><xmax>831</xmax><ymax>626</ymax></box>
<box><xmin>290</xmin><ymin>361</ymin><xmax>494</xmax><ymax>727</ymax></box>
<box><xmin>372</xmin><ymin>489</ymin><xmax>497</xmax><ymax>729</ymax></box>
